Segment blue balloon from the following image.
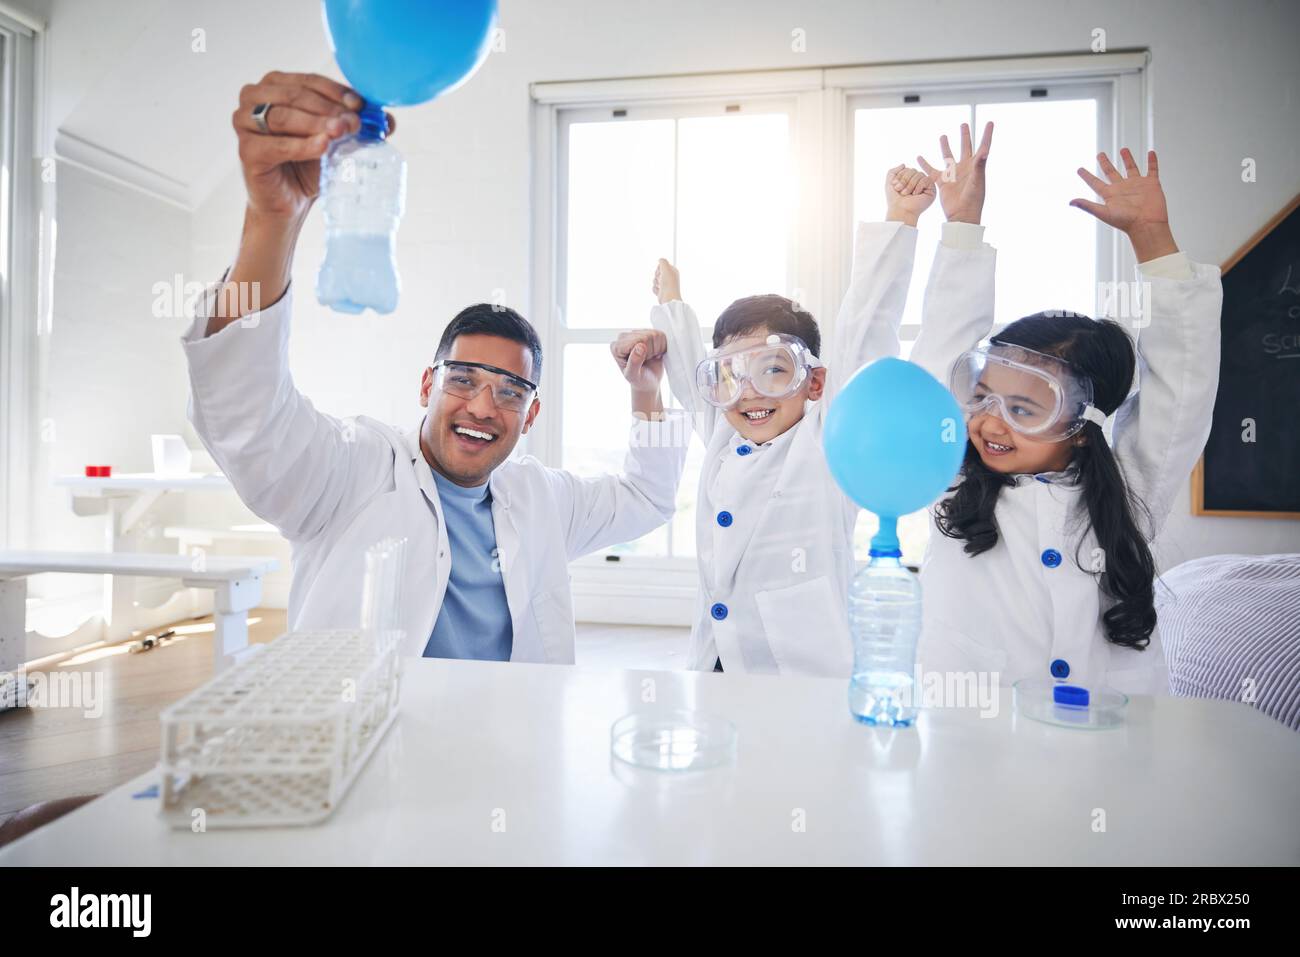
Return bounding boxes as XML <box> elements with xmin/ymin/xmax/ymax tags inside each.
<box><xmin>323</xmin><ymin>0</ymin><xmax>498</xmax><ymax>106</ymax></box>
<box><xmin>823</xmin><ymin>357</ymin><xmax>966</xmax><ymax>529</ymax></box>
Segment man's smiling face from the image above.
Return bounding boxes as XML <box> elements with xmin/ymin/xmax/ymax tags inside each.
<box><xmin>419</xmin><ymin>333</ymin><xmax>541</xmax><ymax>487</ymax></box>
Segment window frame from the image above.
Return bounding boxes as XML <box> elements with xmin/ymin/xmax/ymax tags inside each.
<box><xmin>0</xmin><ymin>5</ymin><xmax>43</xmax><ymax>550</ymax></box>
<box><xmin>554</xmin><ymin>95</ymin><xmax>803</xmax><ymax>561</ymax></box>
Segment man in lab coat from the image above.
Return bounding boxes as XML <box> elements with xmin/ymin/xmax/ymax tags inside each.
<box><xmin>183</xmin><ymin>71</ymin><xmax>686</xmax><ymax>663</ymax></box>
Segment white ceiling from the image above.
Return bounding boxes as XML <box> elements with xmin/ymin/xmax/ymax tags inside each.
<box><xmin>40</xmin><ymin>0</ymin><xmax>338</xmax><ymax>209</ymax></box>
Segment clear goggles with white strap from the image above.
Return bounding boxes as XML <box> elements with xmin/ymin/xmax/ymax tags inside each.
<box><xmin>949</xmin><ymin>343</ymin><xmax>1106</xmax><ymax>441</ymax></box>
<box><xmin>695</xmin><ymin>333</ymin><xmax>823</xmax><ymax>410</ymax></box>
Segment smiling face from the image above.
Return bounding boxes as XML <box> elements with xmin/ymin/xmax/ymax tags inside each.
<box><xmin>418</xmin><ymin>334</ymin><xmax>541</xmax><ymax>487</ymax></box>
<box><xmin>966</xmin><ymin>363</ymin><xmax>1076</xmax><ymax>474</ymax></box>
<box><xmin>715</xmin><ymin>329</ymin><xmax>825</xmax><ymax>444</ymax></box>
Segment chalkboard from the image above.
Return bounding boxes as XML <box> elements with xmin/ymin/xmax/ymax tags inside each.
<box><xmin>1193</xmin><ymin>195</ymin><xmax>1300</xmax><ymax>518</ymax></box>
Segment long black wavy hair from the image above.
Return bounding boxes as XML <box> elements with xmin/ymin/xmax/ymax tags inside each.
<box><xmin>934</xmin><ymin>312</ymin><xmax>1157</xmax><ymax>650</ymax></box>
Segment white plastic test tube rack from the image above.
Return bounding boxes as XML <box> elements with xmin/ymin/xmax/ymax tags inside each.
<box><xmin>158</xmin><ymin>628</ymin><xmax>401</xmax><ymax>828</ymax></box>
<box><xmin>158</xmin><ymin>538</ymin><xmax>408</xmax><ymax>828</ymax></box>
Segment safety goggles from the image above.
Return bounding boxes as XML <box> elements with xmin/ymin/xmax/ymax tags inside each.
<box><xmin>695</xmin><ymin>334</ymin><xmax>823</xmax><ymax>410</ymax></box>
<box><xmin>432</xmin><ymin>360</ymin><xmax>537</xmax><ymax>413</ymax></box>
<box><xmin>949</xmin><ymin>343</ymin><xmax>1106</xmax><ymax>441</ymax></box>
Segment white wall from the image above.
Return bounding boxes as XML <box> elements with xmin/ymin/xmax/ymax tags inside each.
<box><xmin>25</xmin><ymin>164</ymin><xmax>192</xmax><ymax>614</ymax></box>
<box><xmin>32</xmin><ymin>0</ymin><xmax>1300</xmax><ymax>611</ymax></box>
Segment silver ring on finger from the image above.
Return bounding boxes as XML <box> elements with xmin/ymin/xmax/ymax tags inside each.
<box><xmin>251</xmin><ymin>103</ymin><xmax>274</xmax><ymax>135</ymax></box>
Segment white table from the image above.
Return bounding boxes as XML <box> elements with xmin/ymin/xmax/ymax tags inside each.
<box><xmin>2</xmin><ymin>659</ymin><xmax>1297</xmax><ymax>865</ymax></box>
<box><xmin>0</xmin><ymin>551</ymin><xmax>278</xmax><ymax>672</ymax></box>
<box><xmin>52</xmin><ymin>473</ymin><xmax>234</xmax><ymax>641</ymax></box>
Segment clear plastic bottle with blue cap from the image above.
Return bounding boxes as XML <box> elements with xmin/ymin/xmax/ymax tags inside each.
<box><xmin>316</xmin><ymin>101</ymin><xmax>407</xmax><ymax>315</ymax></box>
<box><xmin>847</xmin><ymin>516</ymin><xmax>922</xmax><ymax>726</ymax></box>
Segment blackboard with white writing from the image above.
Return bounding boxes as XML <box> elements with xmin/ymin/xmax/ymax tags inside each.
<box><xmin>1196</xmin><ymin>196</ymin><xmax>1300</xmax><ymax>516</ymax></box>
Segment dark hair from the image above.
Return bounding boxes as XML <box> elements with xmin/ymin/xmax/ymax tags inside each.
<box><xmin>435</xmin><ymin>303</ymin><xmax>543</xmax><ymax>382</ymax></box>
<box><xmin>934</xmin><ymin>311</ymin><xmax>1158</xmax><ymax>651</ymax></box>
<box><xmin>712</xmin><ymin>294</ymin><xmax>821</xmax><ymax>357</ymax></box>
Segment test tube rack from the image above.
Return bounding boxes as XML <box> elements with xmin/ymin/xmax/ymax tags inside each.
<box><xmin>158</xmin><ymin>628</ymin><xmax>401</xmax><ymax>828</ymax></box>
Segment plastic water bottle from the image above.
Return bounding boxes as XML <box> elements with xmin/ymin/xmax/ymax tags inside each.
<box><xmin>847</xmin><ymin>518</ymin><xmax>922</xmax><ymax>726</ymax></box>
<box><xmin>316</xmin><ymin>102</ymin><xmax>406</xmax><ymax>315</ymax></box>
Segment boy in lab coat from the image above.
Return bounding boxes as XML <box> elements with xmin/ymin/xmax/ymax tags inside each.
<box><xmin>643</xmin><ymin>155</ymin><xmax>997</xmax><ymax>676</ymax></box>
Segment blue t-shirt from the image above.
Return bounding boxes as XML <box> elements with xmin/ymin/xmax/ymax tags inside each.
<box><xmin>422</xmin><ymin>469</ymin><xmax>513</xmax><ymax>661</ymax></box>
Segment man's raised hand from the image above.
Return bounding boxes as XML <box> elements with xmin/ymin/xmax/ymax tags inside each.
<box><xmin>611</xmin><ymin>329</ymin><xmax>668</xmax><ymax>395</ymax></box>
<box><xmin>232</xmin><ymin>71</ymin><xmax>394</xmax><ymax>221</ymax></box>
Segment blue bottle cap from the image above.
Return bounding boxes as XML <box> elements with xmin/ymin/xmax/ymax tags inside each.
<box><xmin>357</xmin><ymin>101</ymin><xmax>389</xmax><ymax>142</ymax></box>
<box><xmin>1053</xmin><ymin>684</ymin><xmax>1090</xmax><ymax>708</ymax></box>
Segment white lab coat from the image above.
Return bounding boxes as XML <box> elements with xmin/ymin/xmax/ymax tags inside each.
<box><xmin>182</xmin><ymin>288</ymin><xmax>686</xmax><ymax>661</ymax></box>
<box><xmin>910</xmin><ymin>251</ymin><xmax>1223</xmax><ymax>695</ymax></box>
<box><xmin>651</xmin><ymin>220</ymin><xmax>989</xmax><ymax>676</ymax></box>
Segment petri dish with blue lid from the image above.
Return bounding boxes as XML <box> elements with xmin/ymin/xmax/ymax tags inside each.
<box><xmin>1012</xmin><ymin>677</ymin><xmax>1128</xmax><ymax>729</ymax></box>
<box><xmin>610</xmin><ymin>710</ymin><xmax>737</xmax><ymax>771</ymax></box>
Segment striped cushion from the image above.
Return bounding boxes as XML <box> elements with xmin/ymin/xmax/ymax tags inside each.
<box><xmin>1156</xmin><ymin>554</ymin><xmax>1300</xmax><ymax>731</ymax></box>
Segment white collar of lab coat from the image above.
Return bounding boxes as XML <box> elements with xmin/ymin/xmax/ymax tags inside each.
<box><xmin>1009</xmin><ymin>464</ymin><xmax>1081</xmax><ymax>488</ymax></box>
<box><xmin>401</xmin><ymin>419</ymin><xmax>514</xmax><ymax>509</ymax></box>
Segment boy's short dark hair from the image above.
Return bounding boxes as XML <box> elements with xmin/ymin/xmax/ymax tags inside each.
<box><xmin>435</xmin><ymin>303</ymin><xmax>544</xmax><ymax>382</ymax></box>
<box><xmin>712</xmin><ymin>294</ymin><xmax>820</xmax><ymax>357</ymax></box>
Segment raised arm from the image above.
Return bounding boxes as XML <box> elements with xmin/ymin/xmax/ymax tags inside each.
<box><xmin>910</xmin><ymin>122</ymin><xmax>998</xmax><ymax>383</ymax></box>
<box><xmin>646</xmin><ymin>259</ymin><xmax>719</xmax><ymax>444</ymax></box>
<box><xmin>185</xmin><ymin>73</ymin><xmax>394</xmax><ymax>541</ymax></box>
<box><xmin>1071</xmin><ymin>149</ymin><xmax>1223</xmax><ymax>536</ymax></box>
<box><xmin>543</xmin><ymin>416</ymin><xmax>687</xmax><ymax>560</ymax></box>
<box><xmin>549</xmin><ymin>329</ymin><xmax>686</xmax><ymax>558</ymax></box>
<box><xmin>824</xmin><ymin>165</ymin><xmax>933</xmax><ymax>400</ymax></box>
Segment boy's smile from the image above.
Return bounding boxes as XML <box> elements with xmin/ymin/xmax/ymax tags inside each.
<box><xmin>716</xmin><ymin>329</ymin><xmax>826</xmax><ymax>443</ymax></box>
<box><xmin>729</xmin><ymin>394</ymin><xmax>800</xmax><ymax>444</ymax></box>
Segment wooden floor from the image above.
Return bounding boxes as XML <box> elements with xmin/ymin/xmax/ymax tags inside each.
<box><xmin>0</xmin><ymin>612</ymin><xmax>688</xmax><ymax>831</ymax></box>
<box><xmin>0</xmin><ymin>609</ymin><xmax>286</xmax><ymax>831</ymax></box>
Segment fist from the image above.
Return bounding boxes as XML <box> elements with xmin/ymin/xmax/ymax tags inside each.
<box><xmin>652</xmin><ymin>259</ymin><xmax>681</xmax><ymax>305</ymax></box>
<box><xmin>611</xmin><ymin>329</ymin><xmax>668</xmax><ymax>394</ymax></box>
<box><xmin>232</xmin><ymin>71</ymin><xmax>394</xmax><ymax>219</ymax></box>
<box><xmin>885</xmin><ymin>164</ymin><xmax>936</xmax><ymax>225</ymax></box>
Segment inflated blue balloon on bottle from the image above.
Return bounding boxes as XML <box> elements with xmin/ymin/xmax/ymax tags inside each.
<box><xmin>823</xmin><ymin>357</ymin><xmax>965</xmax><ymax>533</ymax></box>
<box><xmin>317</xmin><ymin>0</ymin><xmax>499</xmax><ymax>315</ymax></box>
<box><xmin>322</xmin><ymin>0</ymin><xmax>498</xmax><ymax>106</ymax></box>
<box><xmin>823</xmin><ymin>357</ymin><xmax>965</xmax><ymax>727</ymax></box>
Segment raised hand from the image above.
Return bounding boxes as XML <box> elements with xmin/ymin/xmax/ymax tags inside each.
<box><xmin>233</xmin><ymin>71</ymin><xmax>395</xmax><ymax>220</ymax></box>
<box><xmin>917</xmin><ymin>121</ymin><xmax>993</xmax><ymax>225</ymax></box>
<box><xmin>885</xmin><ymin>164</ymin><xmax>936</xmax><ymax>227</ymax></box>
<box><xmin>1070</xmin><ymin>149</ymin><xmax>1177</xmax><ymax>261</ymax></box>
<box><xmin>652</xmin><ymin>258</ymin><xmax>681</xmax><ymax>305</ymax></box>
<box><xmin>213</xmin><ymin>72</ymin><xmax>396</xmax><ymax>330</ymax></box>
<box><xmin>611</xmin><ymin>329</ymin><xmax>668</xmax><ymax>395</ymax></box>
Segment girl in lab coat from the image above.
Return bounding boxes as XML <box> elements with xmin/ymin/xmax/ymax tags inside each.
<box><xmin>642</xmin><ymin>161</ymin><xmax>994</xmax><ymax>677</ymax></box>
<box><xmin>910</xmin><ymin>144</ymin><xmax>1223</xmax><ymax>696</ymax></box>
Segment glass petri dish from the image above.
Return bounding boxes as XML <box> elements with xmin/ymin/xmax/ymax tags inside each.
<box><xmin>610</xmin><ymin>710</ymin><xmax>738</xmax><ymax>771</ymax></box>
<box><xmin>1013</xmin><ymin>677</ymin><xmax>1128</xmax><ymax>730</ymax></box>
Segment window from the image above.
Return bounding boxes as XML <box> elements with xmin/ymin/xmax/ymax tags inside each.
<box><xmin>533</xmin><ymin>54</ymin><xmax>1147</xmax><ymax>612</ymax></box>
<box><xmin>847</xmin><ymin>78</ymin><xmax>1118</xmax><ymax>563</ymax></box>
<box><xmin>556</xmin><ymin>102</ymin><xmax>797</xmax><ymax>558</ymax></box>
<box><xmin>851</xmin><ymin>84</ymin><xmax>1108</xmax><ymax>352</ymax></box>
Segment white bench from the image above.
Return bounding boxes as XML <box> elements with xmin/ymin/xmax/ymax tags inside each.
<box><xmin>0</xmin><ymin>551</ymin><xmax>279</xmax><ymax>675</ymax></box>
<box><xmin>162</xmin><ymin>523</ymin><xmax>281</xmax><ymax>551</ymax></box>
